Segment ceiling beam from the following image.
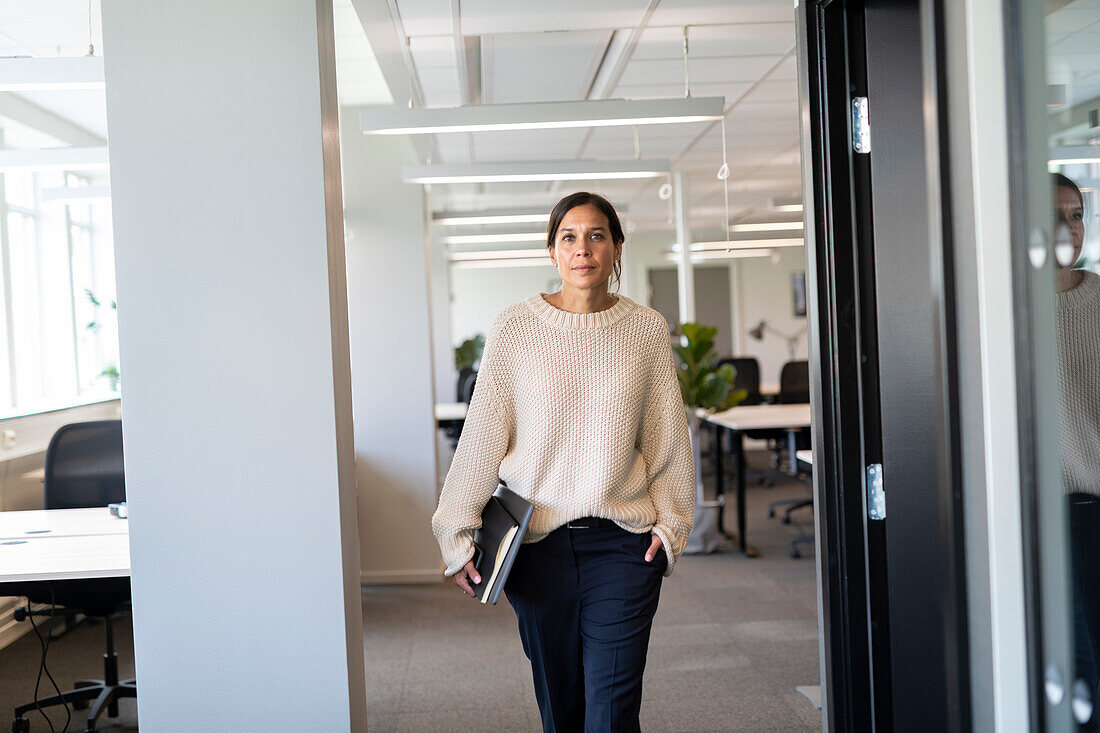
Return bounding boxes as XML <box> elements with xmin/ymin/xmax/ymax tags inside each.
<box><xmin>0</xmin><ymin>92</ymin><xmax>105</xmax><ymax>147</ymax></box>
<box><xmin>349</xmin><ymin>0</ymin><xmax>438</xmax><ymax>164</ymax></box>
<box><xmin>1049</xmin><ymin>93</ymin><xmax>1100</xmax><ymax>138</ymax></box>
<box><xmin>0</xmin><ymin>146</ymin><xmax>109</xmax><ymax>171</ymax></box>
<box><xmin>0</xmin><ymin>56</ymin><xmax>104</xmax><ymax>91</ymax></box>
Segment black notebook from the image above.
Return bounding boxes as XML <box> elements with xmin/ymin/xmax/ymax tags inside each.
<box><xmin>470</xmin><ymin>485</ymin><xmax>534</xmax><ymax>605</ymax></box>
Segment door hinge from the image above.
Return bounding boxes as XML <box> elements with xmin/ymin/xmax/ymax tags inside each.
<box><xmin>867</xmin><ymin>463</ymin><xmax>885</xmax><ymax>520</ymax></box>
<box><xmin>852</xmin><ymin>96</ymin><xmax>871</xmax><ymax>154</ymax></box>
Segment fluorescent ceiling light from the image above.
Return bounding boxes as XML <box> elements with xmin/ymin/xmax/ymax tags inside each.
<box><xmin>434</xmin><ymin>210</ymin><xmax>550</xmax><ymax>226</ymax></box>
<box><xmin>663</xmin><ymin>249</ymin><xmax>773</xmax><ymax>262</ymax></box>
<box><xmin>40</xmin><ymin>184</ymin><xmax>111</xmax><ymax>203</ymax></box>
<box><xmin>0</xmin><ymin>56</ymin><xmax>105</xmax><ymax>91</ymax></box>
<box><xmin>1049</xmin><ymin>146</ymin><xmax>1100</xmax><ymax>165</ymax></box>
<box><xmin>672</xmin><ymin>239</ymin><xmax>804</xmax><ymax>252</ymax></box>
<box><xmin>403</xmin><ymin>160</ymin><xmax>669</xmax><ymax>185</ymax></box>
<box><xmin>729</xmin><ymin>221</ymin><xmax>803</xmax><ymax>233</ymax></box>
<box><xmin>443</xmin><ymin>232</ymin><xmax>545</xmax><ymax>245</ymax></box>
<box><xmin>363</xmin><ymin>97</ymin><xmax>724</xmax><ymax>135</ymax></box>
<box><xmin>452</xmin><ymin>258</ymin><xmax>554</xmax><ymax>269</ymax></box>
<box><xmin>0</xmin><ymin>146</ymin><xmax>109</xmax><ymax>171</ymax></box>
<box><xmin>769</xmin><ymin>197</ymin><xmax>803</xmax><ymax>213</ymax></box>
<box><xmin>448</xmin><ymin>248</ymin><xmax>546</xmax><ymax>261</ymax></box>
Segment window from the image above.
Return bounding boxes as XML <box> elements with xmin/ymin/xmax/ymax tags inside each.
<box><xmin>0</xmin><ymin>169</ymin><xmax>119</xmax><ymax>416</ymax></box>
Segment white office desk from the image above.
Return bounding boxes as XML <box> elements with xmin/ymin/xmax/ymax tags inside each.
<box><xmin>796</xmin><ymin>450</ymin><xmax>813</xmax><ymax>466</ymax></box>
<box><xmin>0</xmin><ymin>509</ymin><xmax>131</xmax><ymax>585</ymax></box>
<box><xmin>435</xmin><ymin>402</ymin><xmax>468</xmax><ymax>422</ymax></box>
<box><xmin>703</xmin><ymin>403</ymin><xmax>811</xmax><ymax>557</ymax></box>
<box><xmin>0</xmin><ymin>507</ymin><xmax>128</xmax><ymax>541</ymax></box>
<box><xmin>707</xmin><ymin>403</ymin><xmax>811</xmax><ymax>431</ymax></box>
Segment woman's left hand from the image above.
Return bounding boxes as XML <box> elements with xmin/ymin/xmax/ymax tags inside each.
<box><xmin>644</xmin><ymin>533</ymin><xmax>664</xmax><ymax>563</ymax></box>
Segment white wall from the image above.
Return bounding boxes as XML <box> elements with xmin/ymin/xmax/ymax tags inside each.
<box><xmin>102</xmin><ymin>1</ymin><xmax>365</xmax><ymax>729</ymax></box>
<box><xmin>448</xmin><ymin>263</ymin><xmax>558</xmax><ymax>346</ymax></box>
<box><xmin>623</xmin><ymin>229</ymin><xmax>807</xmax><ymax>390</ymax></box>
<box><xmin>735</xmin><ymin>247</ymin><xmax>809</xmax><ymax>389</ymax></box>
<box><xmin>340</xmin><ymin>113</ymin><xmax>442</xmax><ymax>584</ymax></box>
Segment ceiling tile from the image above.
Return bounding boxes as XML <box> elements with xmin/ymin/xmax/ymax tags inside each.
<box><xmin>648</xmin><ymin>0</ymin><xmax>798</xmax><ymax>27</ymax></box>
<box><xmin>396</xmin><ymin>0</ymin><xmax>453</xmax><ymax>36</ymax></box>
<box><xmin>482</xmin><ymin>30</ymin><xmax>609</xmax><ymax>103</ymax></box>
<box><xmin>460</xmin><ymin>0</ymin><xmax>652</xmax><ymax>34</ymax></box>
<box><xmin>633</xmin><ymin>23</ymin><xmax>795</xmax><ymax>60</ymax></box>
<box><xmin>409</xmin><ymin>36</ymin><xmax>459</xmax><ymax>69</ymax></box>
<box><xmin>617</xmin><ymin>55</ymin><xmax>780</xmax><ymax>87</ymax></box>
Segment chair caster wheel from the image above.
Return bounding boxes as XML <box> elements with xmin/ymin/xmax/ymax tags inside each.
<box><xmin>791</xmin><ymin>549</ymin><xmax>801</xmax><ymax>558</ymax></box>
<box><xmin>13</xmin><ymin>718</ymin><xmax>30</xmax><ymax>733</ymax></box>
<box><xmin>781</xmin><ymin>516</ymin><xmax>791</xmax><ymax>525</ymax></box>
<box><xmin>767</xmin><ymin>510</ymin><xmax>775</xmax><ymax>518</ymax></box>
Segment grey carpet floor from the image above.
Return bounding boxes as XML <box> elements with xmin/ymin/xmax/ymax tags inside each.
<box><xmin>364</xmin><ymin>457</ymin><xmax>822</xmax><ymax>733</ymax></box>
<box><xmin>0</xmin><ymin>453</ymin><xmax>821</xmax><ymax>733</ymax></box>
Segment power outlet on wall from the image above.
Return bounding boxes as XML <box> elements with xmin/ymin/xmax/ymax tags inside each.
<box><xmin>1</xmin><ymin>429</ymin><xmax>15</xmax><ymax>450</ymax></box>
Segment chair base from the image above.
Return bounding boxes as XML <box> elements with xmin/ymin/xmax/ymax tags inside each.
<box><xmin>14</xmin><ymin>679</ymin><xmax>135</xmax><ymax>733</ymax></box>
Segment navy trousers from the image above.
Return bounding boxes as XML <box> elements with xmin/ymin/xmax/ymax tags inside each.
<box><xmin>504</xmin><ymin>521</ymin><xmax>667</xmax><ymax>733</ymax></box>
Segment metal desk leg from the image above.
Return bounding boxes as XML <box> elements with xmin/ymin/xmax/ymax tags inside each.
<box><xmin>714</xmin><ymin>422</ymin><xmax>728</xmax><ymax>536</ymax></box>
<box><xmin>734</xmin><ymin>429</ymin><xmax>760</xmax><ymax>558</ymax></box>
<box><xmin>787</xmin><ymin>428</ymin><xmax>798</xmax><ymax>475</ymax></box>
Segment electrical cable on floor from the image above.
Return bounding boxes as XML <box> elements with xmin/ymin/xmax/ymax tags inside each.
<box><xmin>26</xmin><ymin>587</ymin><xmax>72</xmax><ymax>733</ymax></box>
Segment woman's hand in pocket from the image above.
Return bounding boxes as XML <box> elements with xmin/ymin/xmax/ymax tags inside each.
<box><xmin>644</xmin><ymin>533</ymin><xmax>664</xmax><ymax>563</ymax></box>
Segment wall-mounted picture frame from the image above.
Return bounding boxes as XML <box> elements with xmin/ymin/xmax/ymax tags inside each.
<box><xmin>793</xmin><ymin>271</ymin><xmax>807</xmax><ymax>317</ymax></box>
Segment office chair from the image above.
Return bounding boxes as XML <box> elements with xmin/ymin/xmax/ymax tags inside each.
<box><xmin>711</xmin><ymin>357</ymin><xmax>775</xmax><ymax>487</ymax></box>
<box><xmin>13</xmin><ymin>420</ymin><xmax>136</xmax><ymax>733</ymax></box>
<box><xmin>765</xmin><ymin>361</ymin><xmax>814</xmax><ymax>525</ymax></box>
<box><xmin>717</xmin><ymin>357</ymin><xmax>764</xmax><ymax>407</ymax></box>
<box><xmin>443</xmin><ymin>368</ymin><xmax>478</xmax><ymax>451</ymax></box>
<box><xmin>458</xmin><ymin>368</ymin><xmax>477</xmax><ymax>404</ymax></box>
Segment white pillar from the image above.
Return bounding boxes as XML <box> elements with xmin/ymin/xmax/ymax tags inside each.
<box><xmin>101</xmin><ymin>1</ymin><xmax>365</xmax><ymax>729</ymax></box>
<box><xmin>340</xmin><ymin>115</ymin><xmax>442</xmax><ymax>584</ymax></box>
<box><xmin>673</xmin><ymin>171</ymin><xmax>695</xmax><ymax>325</ymax></box>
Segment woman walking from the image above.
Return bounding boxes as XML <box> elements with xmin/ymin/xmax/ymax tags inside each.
<box><xmin>431</xmin><ymin>191</ymin><xmax>695</xmax><ymax>732</ymax></box>
<box><xmin>1053</xmin><ymin>173</ymin><xmax>1100</xmax><ymax>730</ymax></box>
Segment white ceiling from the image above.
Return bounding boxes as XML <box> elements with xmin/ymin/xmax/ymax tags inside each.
<box><xmin>0</xmin><ymin>0</ymin><xmax>803</xmax><ymax>234</ymax></box>
<box><xmin>355</xmin><ymin>0</ymin><xmax>802</xmax><ymax>233</ymax></box>
<box><xmin>1048</xmin><ymin>0</ymin><xmax>1100</xmax><ymax>146</ymax></box>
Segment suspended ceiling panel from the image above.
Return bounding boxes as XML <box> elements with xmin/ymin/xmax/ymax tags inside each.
<box><xmin>632</xmin><ymin>23</ymin><xmax>794</xmax><ymax>59</ymax></box>
<box><xmin>0</xmin><ymin>0</ymin><xmax>104</xmax><ymax>57</ymax></box>
<box><xmin>482</xmin><ymin>31</ymin><xmax>609</xmax><ymax>104</ymax></box>
<box><xmin>648</xmin><ymin>0</ymin><xmax>798</xmax><ymax>26</ymax></box>
<box><xmin>459</xmin><ymin>0</ymin><xmax>654</xmax><ymax>35</ymax></box>
<box><xmin>395</xmin><ymin>0</ymin><xmax>454</xmax><ymax>36</ymax></box>
<box><xmin>616</xmin><ymin>55</ymin><xmax>779</xmax><ymax>87</ymax></box>
<box><xmin>470</xmin><ymin>129</ymin><xmax>590</xmax><ymax>161</ymax></box>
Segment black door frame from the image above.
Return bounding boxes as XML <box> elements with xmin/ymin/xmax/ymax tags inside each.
<box><xmin>798</xmin><ymin>1</ymin><xmax>970</xmax><ymax>729</ymax></box>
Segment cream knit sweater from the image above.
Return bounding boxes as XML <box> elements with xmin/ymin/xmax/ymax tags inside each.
<box><xmin>1057</xmin><ymin>271</ymin><xmax>1100</xmax><ymax>495</ymax></box>
<box><xmin>431</xmin><ymin>292</ymin><xmax>695</xmax><ymax>578</ymax></box>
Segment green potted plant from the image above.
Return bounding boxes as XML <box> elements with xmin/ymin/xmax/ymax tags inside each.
<box><xmin>674</xmin><ymin>322</ymin><xmax>746</xmax><ymax>553</ymax></box>
<box><xmin>455</xmin><ymin>334</ymin><xmax>485</xmax><ymax>372</ymax></box>
<box><xmin>85</xmin><ymin>289</ymin><xmax>120</xmax><ymax>391</ymax></box>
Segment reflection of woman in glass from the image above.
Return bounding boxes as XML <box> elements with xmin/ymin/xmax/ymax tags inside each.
<box><xmin>1054</xmin><ymin>172</ymin><xmax>1100</xmax><ymax>728</ymax></box>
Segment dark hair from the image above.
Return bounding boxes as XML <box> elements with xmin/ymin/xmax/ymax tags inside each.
<box><xmin>1053</xmin><ymin>172</ymin><xmax>1085</xmax><ymax>208</ymax></box>
<box><xmin>546</xmin><ymin>192</ymin><xmax>625</xmax><ymax>292</ymax></box>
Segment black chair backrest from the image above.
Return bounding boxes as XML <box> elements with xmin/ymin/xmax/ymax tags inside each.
<box><xmin>456</xmin><ymin>366</ymin><xmax>476</xmax><ymax>402</ymax></box>
<box><xmin>717</xmin><ymin>357</ymin><xmax>763</xmax><ymax>405</ymax></box>
<box><xmin>778</xmin><ymin>360</ymin><xmax>810</xmax><ymax>404</ymax></box>
<box><xmin>44</xmin><ymin>420</ymin><xmax>126</xmax><ymax>510</ymax></box>
<box><xmin>458</xmin><ymin>369</ymin><xmax>478</xmax><ymax>404</ymax></box>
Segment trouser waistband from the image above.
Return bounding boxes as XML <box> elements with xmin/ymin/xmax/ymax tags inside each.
<box><xmin>565</xmin><ymin>517</ymin><xmax>617</xmax><ymax>529</ymax></box>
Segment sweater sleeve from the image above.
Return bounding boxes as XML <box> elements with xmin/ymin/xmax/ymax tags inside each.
<box><xmin>639</xmin><ymin>337</ymin><xmax>695</xmax><ymax>576</ymax></box>
<box><xmin>431</xmin><ymin>323</ymin><xmax>513</xmax><ymax>577</ymax></box>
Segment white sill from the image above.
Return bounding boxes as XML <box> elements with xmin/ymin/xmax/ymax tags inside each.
<box><xmin>0</xmin><ymin>391</ymin><xmax>121</xmax><ymax>422</ymax></box>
